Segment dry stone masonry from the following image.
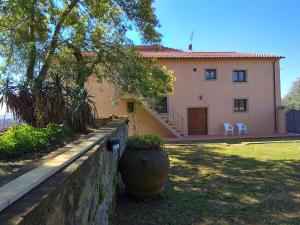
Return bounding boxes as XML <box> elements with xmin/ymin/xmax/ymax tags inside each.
<box><xmin>0</xmin><ymin>119</ymin><xmax>128</xmax><ymax>225</ymax></box>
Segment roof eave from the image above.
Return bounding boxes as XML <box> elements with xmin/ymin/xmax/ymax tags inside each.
<box><xmin>142</xmin><ymin>56</ymin><xmax>285</xmax><ymax>60</ymax></box>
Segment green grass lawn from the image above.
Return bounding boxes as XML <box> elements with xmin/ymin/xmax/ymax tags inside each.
<box><xmin>113</xmin><ymin>138</ymin><xmax>300</xmax><ymax>225</ymax></box>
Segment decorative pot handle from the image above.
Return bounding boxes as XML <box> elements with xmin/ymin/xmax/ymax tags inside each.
<box><xmin>141</xmin><ymin>157</ymin><xmax>150</xmax><ymax>168</ymax></box>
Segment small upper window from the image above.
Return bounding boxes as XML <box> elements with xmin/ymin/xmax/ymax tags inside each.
<box><xmin>127</xmin><ymin>102</ymin><xmax>135</xmax><ymax>113</ymax></box>
<box><xmin>234</xmin><ymin>99</ymin><xmax>248</xmax><ymax>112</ymax></box>
<box><xmin>205</xmin><ymin>69</ymin><xmax>217</xmax><ymax>80</ymax></box>
<box><xmin>233</xmin><ymin>70</ymin><xmax>247</xmax><ymax>82</ymax></box>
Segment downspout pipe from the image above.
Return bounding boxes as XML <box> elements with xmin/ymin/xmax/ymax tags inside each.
<box><xmin>273</xmin><ymin>59</ymin><xmax>278</xmax><ymax>133</ymax></box>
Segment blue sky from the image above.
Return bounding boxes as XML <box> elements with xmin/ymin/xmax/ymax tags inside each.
<box><xmin>127</xmin><ymin>0</ymin><xmax>300</xmax><ymax>97</ymax></box>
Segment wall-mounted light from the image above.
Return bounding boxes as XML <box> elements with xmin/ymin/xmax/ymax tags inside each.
<box><xmin>199</xmin><ymin>95</ymin><xmax>203</xmax><ymax>100</ymax></box>
<box><xmin>107</xmin><ymin>138</ymin><xmax>121</xmax><ymax>161</ymax></box>
<box><xmin>107</xmin><ymin>138</ymin><xmax>120</xmax><ymax>152</ymax></box>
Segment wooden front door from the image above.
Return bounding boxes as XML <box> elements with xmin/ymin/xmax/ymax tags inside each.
<box><xmin>188</xmin><ymin>108</ymin><xmax>208</xmax><ymax>135</ymax></box>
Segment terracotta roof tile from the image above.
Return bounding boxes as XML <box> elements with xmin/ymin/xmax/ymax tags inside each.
<box><xmin>81</xmin><ymin>45</ymin><xmax>283</xmax><ymax>59</ymax></box>
<box><xmin>140</xmin><ymin>51</ymin><xmax>283</xmax><ymax>59</ymax></box>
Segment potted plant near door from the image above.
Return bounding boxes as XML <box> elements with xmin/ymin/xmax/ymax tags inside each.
<box><xmin>119</xmin><ymin>135</ymin><xmax>170</xmax><ymax>199</ymax></box>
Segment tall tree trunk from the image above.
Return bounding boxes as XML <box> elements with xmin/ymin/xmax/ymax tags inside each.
<box><xmin>32</xmin><ymin>0</ymin><xmax>79</xmax><ymax>126</ymax></box>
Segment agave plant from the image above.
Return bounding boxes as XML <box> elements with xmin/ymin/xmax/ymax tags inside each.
<box><xmin>65</xmin><ymin>86</ymin><xmax>98</xmax><ymax>131</ymax></box>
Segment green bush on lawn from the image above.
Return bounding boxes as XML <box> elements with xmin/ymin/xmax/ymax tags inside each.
<box><xmin>0</xmin><ymin>123</ymin><xmax>71</xmax><ymax>158</ymax></box>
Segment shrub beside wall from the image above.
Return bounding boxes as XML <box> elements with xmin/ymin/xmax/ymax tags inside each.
<box><xmin>0</xmin><ymin>123</ymin><xmax>71</xmax><ymax>158</ymax></box>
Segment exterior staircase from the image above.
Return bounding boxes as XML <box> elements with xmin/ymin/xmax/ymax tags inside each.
<box><xmin>143</xmin><ymin>102</ymin><xmax>184</xmax><ymax>138</ymax></box>
<box><xmin>122</xmin><ymin>94</ymin><xmax>184</xmax><ymax>138</ymax></box>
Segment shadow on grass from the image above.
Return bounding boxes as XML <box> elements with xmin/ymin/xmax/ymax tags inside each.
<box><xmin>164</xmin><ymin>136</ymin><xmax>300</xmax><ymax>145</ymax></box>
<box><xmin>112</xmin><ymin>145</ymin><xmax>300</xmax><ymax>225</ymax></box>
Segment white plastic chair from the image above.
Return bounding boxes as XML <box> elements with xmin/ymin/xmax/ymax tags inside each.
<box><xmin>223</xmin><ymin>122</ymin><xmax>234</xmax><ymax>135</ymax></box>
<box><xmin>236</xmin><ymin>122</ymin><xmax>247</xmax><ymax>135</ymax></box>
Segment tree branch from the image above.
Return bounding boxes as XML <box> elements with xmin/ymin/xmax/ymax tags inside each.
<box><xmin>37</xmin><ymin>0</ymin><xmax>79</xmax><ymax>85</ymax></box>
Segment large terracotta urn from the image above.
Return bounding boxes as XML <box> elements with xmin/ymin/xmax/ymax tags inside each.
<box><xmin>119</xmin><ymin>136</ymin><xmax>170</xmax><ymax>199</ymax></box>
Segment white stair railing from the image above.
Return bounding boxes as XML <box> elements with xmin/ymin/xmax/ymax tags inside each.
<box><xmin>166</xmin><ymin>105</ymin><xmax>184</xmax><ymax>136</ymax></box>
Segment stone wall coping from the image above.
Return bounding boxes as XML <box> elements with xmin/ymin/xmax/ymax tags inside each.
<box><xmin>0</xmin><ymin>132</ymin><xmax>110</xmax><ymax>212</ymax></box>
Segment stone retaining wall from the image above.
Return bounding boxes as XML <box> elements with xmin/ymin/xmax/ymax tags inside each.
<box><xmin>0</xmin><ymin>119</ymin><xmax>128</xmax><ymax>225</ymax></box>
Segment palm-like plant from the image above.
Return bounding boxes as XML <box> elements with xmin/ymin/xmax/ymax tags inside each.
<box><xmin>0</xmin><ymin>78</ymin><xmax>35</xmax><ymax>124</ymax></box>
<box><xmin>35</xmin><ymin>72</ymin><xmax>66</xmax><ymax>126</ymax></box>
<box><xmin>16</xmin><ymin>81</ymin><xmax>35</xmax><ymax>124</ymax></box>
<box><xmin>0</xmin><ymin>73</ymin><xmax>97</xmax><ymax>131</ymax></box>
<box><xmin>65</xmin><ymin>86</ymin><xmax>98</xmax><ymax>131</ymax></box>
<box><xmin>0</xmin><ymin>77</ymin><xmax>16</xmax><ymax>115</ymax></box>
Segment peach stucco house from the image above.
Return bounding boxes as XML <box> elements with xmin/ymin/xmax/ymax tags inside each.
<box><xmin>86</xmin><ymin>46</ymin><xmax>286</xmax><ymax>138</ymax></box>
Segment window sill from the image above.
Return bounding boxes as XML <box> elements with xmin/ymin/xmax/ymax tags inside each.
<box><xmin>233</xmin><ymin>110</ymin><xmax>248</xmax><ymax>113</ymax></box>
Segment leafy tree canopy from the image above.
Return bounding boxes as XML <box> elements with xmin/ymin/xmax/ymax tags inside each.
<box><xmin>283</xmin><ymin>77</ymin><xmax>300</xmax><ymax>109</ymax></box>
<box><xmin>0</xmin><ymin>0</ymin><xmax>174</xmax><ymax>100</ymax></box>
